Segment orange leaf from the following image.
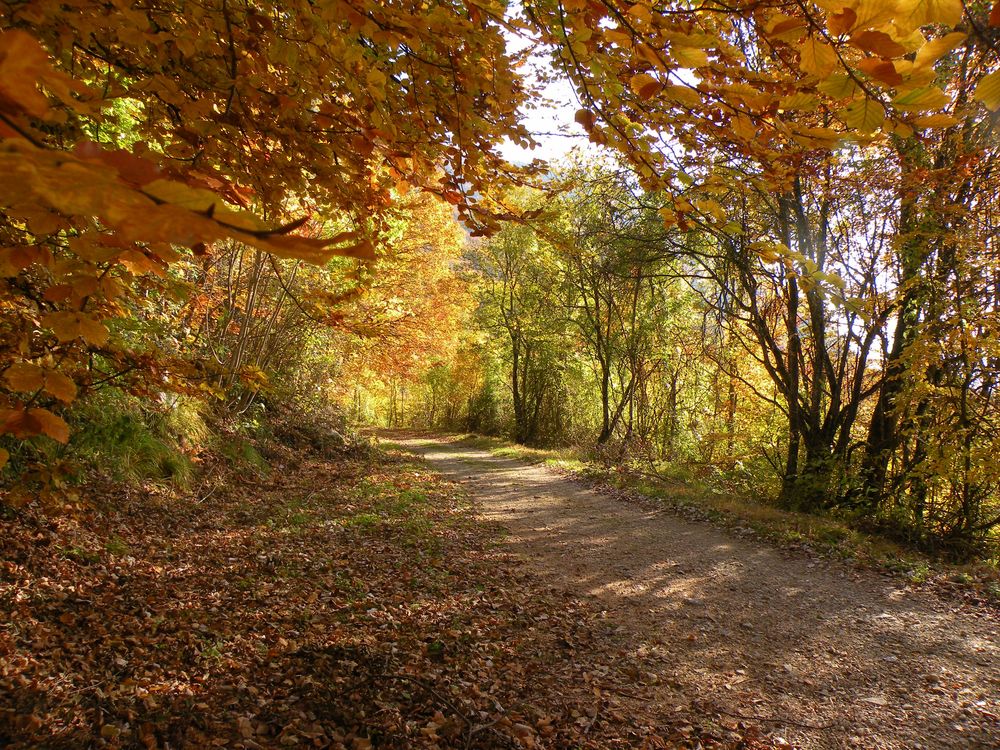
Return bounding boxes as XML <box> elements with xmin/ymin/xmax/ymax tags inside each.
<box><xmin>44</xmin><ymin>371</ymin><xmax>77</xmax><ymax>404</ymax></box>
<box><xmin>41</xmin><ymin>311</ymin><xmax>109</xmax><ymax>345</ymax></box>
<box><xmin>73</xmin><ymin>141</ymin><xmax>162</xmax><ymax>187</ymax></box>
<box><xmin>0</xmin><ymin>31</ymin><xmax>54</xmax><ymax>117</ymax></box>
<box><xmin>630</xmin><ymin>72</ymin><xmax>663</xmax><ymax>100</ymax></box>
<box><xmin>828</xmin><ymin>8</ymin><xmax>857</xmax><ymax>36</ymax></box>
<box><xmin>857</xmin><ymin>58</ymin><xmax>904</xmax><ymax>86</ymax></box>
<box><xmin>4</xmin><ymin>362</ymin><xmax>44</xmax><ymax>392</ymax></box>
<box><xmin>574</xmin><ymin>108</ymin><xmax>597</xmax><ymax>132</ymax></box>
<box><xmin>991</xmin><ymin>0</ymin><xmax>1000</xmax><ymax>26</ymax></box>
<box><xmin>0</xmin><ymin>447</ymin><xmax>8</xmax><ymax>470</ymax></box>
<box><xmin>0</xmin><ymin>407</ymin><xmax>69</xmax><ymax>443</ymax></box>
<box><xmin>33</xmin><ymin>408</ymin><xmax>69</xmax><ymax>443</ymax></box>
<box><xmin>851</xmin><ymin>31</ymin><xmax>906</xmax><ymax>58</ymax></box>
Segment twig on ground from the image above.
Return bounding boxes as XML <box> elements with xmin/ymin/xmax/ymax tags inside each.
<box><xmin>716</xmin><ymin>708</ymin><xmax>833</xmax><ymax>730</ymax></box>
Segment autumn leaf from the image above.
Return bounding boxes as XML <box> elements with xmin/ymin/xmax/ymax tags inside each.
<box><xmin>894</xmin><ymin>0</ymin><xmax>964</xmax><ymax>31</ymax></box>
<box><xmin>0</xmin><ymin>407</ymin><xmax>70</xmax><ymax>443</ymax></box>
<box><xmin>893</xmin><ymin>85</ymin><xmax>951</xmax><ymax>111</ymax></box>
<box><xmin>799</xmin><ymin>37</ymin><xmax>838</xmax><ymax>77</ymax></box>
<box><xmin>4</xmin><ymin>362</ymin><xmax>45</xmax><ymax>392</ymax></box>
<box><xmin>41</xmin><ymin>311</ymin><xmax>110</xmax><ymax>346</ymax></box>
<box><xmin>630</xmin><ymin>72</ymin><xmax>663</xmax><ymax>100</ymax></box>
<box><xmin>857</xmin><ymin>58</ymin><xmax>904</xmax><ymax>86</ymax></box>
<box><xmin>574</xmin><ymin>109</ymin><xmax>597</xmax><ymax>132</ymax></box>
<box><xmin>818</xmin><ymin>74</ymin><xmax>862</xmax><ymax>98</ymax></box>
<box><xmin>0</xmin><ymin>31</ymin><xmax>60</xmax><ymax>117</ymax></box>
<box><xmin>671</xmin><ymin>46</ymin><xmax>708</xmax><ymax>68</ymax></box>
<box><xmin>44</xmin><ymin>371</ymin><xmax>78</xmax><ymax>404</ymax></box>
<box><xmin>828</xmin><ymin>8</ymin><xmax>858</xmax><ymax>36</ymax></box>
<box><xmin>913</xmin><ymin>32</ymin><xmax>967</xmax><ymax>68</ymax></box>
<box><xmin>853</xmin><ymin>0</ymin><xmax>902</xmax><ymax>29</ymax></box>
<box><xmin>842</xmin><ymin>99</ymin><xmax>886</xmax><ymax>133</ymax></box>
<box><xmin>850</xmin><ymin>31</ymin><xmax>906</xmax><ymax>57</ymax></box>
<box><xmin>973</xmin><ymin>70</ymin><xmax>1000</xmax><ymax>111</ymax></box>
<box><xmin>911</xmin><ymin>113</ymin><xmax>959</xmax><ymax>127</ymax></box>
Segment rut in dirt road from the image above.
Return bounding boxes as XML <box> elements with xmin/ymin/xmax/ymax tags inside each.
<box><xmin>394</xmin><ymin>435</ymin><xmax>1000</xmax><ymax>750</ymax></box>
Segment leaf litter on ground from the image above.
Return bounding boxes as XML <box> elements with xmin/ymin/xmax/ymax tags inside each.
<box><xmin>1</xmin><ymin>437</ymin><xmax>777</xmax><ymax>749</ymax></box>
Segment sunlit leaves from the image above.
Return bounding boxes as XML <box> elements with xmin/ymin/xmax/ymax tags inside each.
<box><xmin>892</xmin><ymin>85</ymin><xmax>951</xmax><ymax>110</ymax></box>
<box><xmin>818</xmin><ymin>74</ymin><xmax>863</xmax><ymax>98</ymax></box>
<box><xmin>913</xmin><ymin>32</ymin><xmax>967</xmax><ymax>67</ymax></box>
<box><xmin>799</xmin><ymin>37</ymin><xmax>839</xmax><ymax>77</ymax></box>
<box><xmin>41</xmin><ymin>312</ymin><xmax>110</xmax><ymax>347</ymax></box>
<box><xmin>974</xmin><ymin>70</ymin><xmax>1000</xmax><ymax>111</ymax></box>
<box><xmin>894</xmin><ymin>0</ymin><xmax>964</xmax><ymax>32</ymax></box>
<box><xmin>850</xmin><ymin>30</ymin><xmax>906</xmax><ymax>57</ymax></box>
<box><xmin>842</xmin><ymin>99</ymin><xmax>886</xmax><ymax>132</ymax></box>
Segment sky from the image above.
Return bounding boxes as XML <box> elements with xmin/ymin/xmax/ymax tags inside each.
<box><xmin>495</xmin><ymin>29</ymin><xmax>594</xmax><ymax>165</ymax></box>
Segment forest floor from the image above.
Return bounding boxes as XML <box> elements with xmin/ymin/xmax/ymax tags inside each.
<box><xmin>391</xmin><ymin>432</ymin><xmax>1000</xmax><ymax>750</ymax></box>
<box><xmin>2</xmin><ymin>427</ymin><xmax>776</xmax><ymax>750</ymax></box>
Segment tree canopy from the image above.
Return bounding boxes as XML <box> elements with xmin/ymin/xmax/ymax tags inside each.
<box><xmin>2</xmin><ymin>0</ymin><xmax>1000</xmax><ymax>554</ymax></box>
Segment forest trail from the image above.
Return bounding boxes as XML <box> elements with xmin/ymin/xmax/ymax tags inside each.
<box><xmin>392</xmin><ymin>434</ymin><xmax>1000</xmax><ymax>750</ymax></box>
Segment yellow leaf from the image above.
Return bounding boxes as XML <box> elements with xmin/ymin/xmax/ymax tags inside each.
<box><xmin>627</xmin><ymin>3</ymin><xmax>652</xmax><ymax>24</ymax></box>
<box><xmin>630</xmin><ymin>72</ymin><xmax>663</xmax><ymax>100</ymax></box>
<box><xmin>852</xmin><ymin>0</ymin><xmax>902</xmax><ymax>29</ymax></box>
<box><xmin>799</xmin><ymin>37</ymin><xmax>839</xmax><ymax>77</ymax></box>
<box><xmin>892</xmin><ymin>85</ymin><xmax>950</xmax><ymax>110</ymax></box>
<box><xmin>141</xmin><ymin>180</ymin><xmax>264</xmax><ymax>232</ymax></box>
<box><xmin>671</xmin><ymin>46</ymin><xmax>708</xmax><ymax>68</ymax></box>
<box><xmin>603</xmin><ymin>29</ymin><xmax>633</xmax><ymax>48</ymax></box>
<box><xmin>768</xmin><ymin>15</ymin><xmax>808</xmax><ymax>42</ymax></box>
<box><xmin>818</xmin><ymin>73</ymin><xmax>862</xmax><ymax>98</ymax></box>
<box><xmin>790</xmin><ymin>125</ymin><xmax>843</xmax><ymax>148</ymax></box>
<box><xmin>663</xmin><ymin>85</ymin><xmax>702</xmax><ymax>107</ymax></box>
<box><xmin>694</xmin><ymin>199</ymin><xmax>726</xmax><ymax>221</ymax></box>
<box><xmin>636</xmin><ymin>43</ymin><xmax>667</xmax><ymax>71</ymax></box>
<box><xmin>366</xmin><ymin>69</ymin><xmax>387</xmax><ymax>102</ymax></box>
<box><xmin>663</xmin><ymin>32</ymin><xmax>718</xmax><ymax>49</ymax></box>
<box><xmin>973</xmin><ymin>70</ymin><xmax>1000</xmax><ymax>111</ymax></box>
<box><xmin>894</xmin><ymin>0</ymin><xmax>963</xmax><ymax>32</ymax></box>
<box><xmin>885</xmin><ymin>119</ymin><xmax>915</xmax><ymax>137</ymax></box>
<box><xmin>911</xmin><ymin>113</ymin><xmax>959</xmax><ymax>127</ymax></box>
<box><xmin>0</xmin><ymin>31</ymin><xmax>56</xmax><ymax>117</ymax></box>
<box><xmin>842</xmin><ymin>98</ymin><xmax>886</xmax><ymax>132</ymax></box>
<box><xmin>4</xmin><ymin>362</ymin><xmax>44</xmax><ymax>392</ymax></box>
<box><xmin>779</xmin><ymin>92</ymin><xmax>820</xmax><ymax>111</ymax></box>
<box><xmin>731</xmin><ymin>113</ymin><xmax>757</xmax><ymax>140</ymax></box>
<box><xmin>913</xmin><ymin>31</ymin><xmax>966</xmax><ymax>67</ymax></box>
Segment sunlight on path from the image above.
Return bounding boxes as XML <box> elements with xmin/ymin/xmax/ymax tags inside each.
<box><xmin>396</xmin><ymin>435</ymin><xmax>1000</xmax><ymax>750</ymax></box>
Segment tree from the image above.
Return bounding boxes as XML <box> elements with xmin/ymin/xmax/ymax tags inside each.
<box><xmin>0</xmin><ymin>2</ymin><xmax>533</xmax><ymax>462</ymax></box>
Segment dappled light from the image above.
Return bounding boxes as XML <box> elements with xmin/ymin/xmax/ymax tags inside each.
<box><xmin>404</xmin><ymin>435</ymin><xmax>999</xmax><ymax>749</ymax></box>
<box><xmin>2</xmin><ymin>0</ymin><xmax>999</xmax><ymax>747</ymax></box>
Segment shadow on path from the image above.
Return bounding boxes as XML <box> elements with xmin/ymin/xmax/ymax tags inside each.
<box><xmin>394</xmin><ymin>434</ymin><xmax>1000</xmax><ymax>750</ymax></box>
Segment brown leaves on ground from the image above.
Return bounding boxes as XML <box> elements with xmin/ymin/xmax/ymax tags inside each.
<box><xmin>0</xmin><ymin>439</ymin><xmax>774</xmax><ymax>749</ymax></box>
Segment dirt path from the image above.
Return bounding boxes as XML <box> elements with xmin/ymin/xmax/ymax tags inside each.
<box><xmin>393</xmin><ymin>435</ymin><xmax>1000</xmax><ymax>750</ymax></box>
